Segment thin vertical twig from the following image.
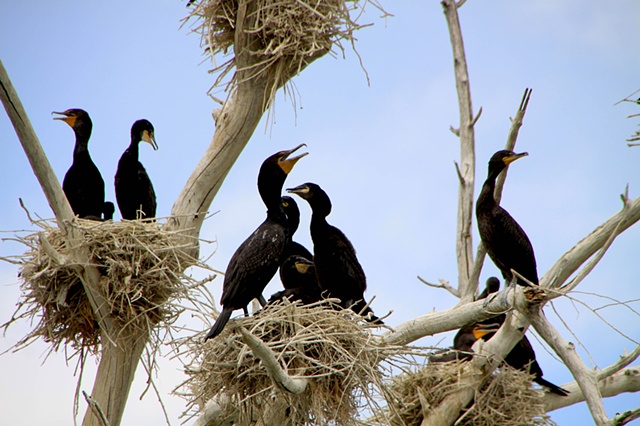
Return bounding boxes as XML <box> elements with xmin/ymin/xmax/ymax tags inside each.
<box><xmin>441</xmin><ymin>0</ymin><xmax>477</xmax><ymax>302</ymax></box>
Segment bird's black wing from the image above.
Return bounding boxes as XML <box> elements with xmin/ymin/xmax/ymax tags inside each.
<box><xmin>323</xmin><ymin>225</ymin><xmax>367</xmax><ymax>293</ymax></box>
<box><xmin>487</xmin><ymin>206</ymin><xmax>538</xmax><ymax>284</ymax></box>
<box><xmin>137</xmin><ymin>162</ymin><xmax>157</xmax><ymax>218</ymax></box>
<box><xmin>64</xmin><ymin>159</ymin><xmax>105</xmax><ymax>218</ymax></box>
<box><xmin>221</xmin><ymin>220</ymin><xmax>287</xmax><ymax>309</ymax></box>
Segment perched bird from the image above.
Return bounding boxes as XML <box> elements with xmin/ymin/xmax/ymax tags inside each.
<box><xmin>269</xmin><ymin>255</ymin><xmax>322</xmax><ymax>305</ymax></box>
<box><xmin>53</xmin><ymin>109</ymin><xmax>110</xmax><ymax>220</ymax></box>
<box><xmin>476</xmin><ymin>150</ymin><xmax>538</xmax><ymax>286</ymax></box>
<box><xmin>477</xmin><ymin>276</ymin><xmax>501</xmax><ymax>301</ymax></box>
<box><xmin>204</xmin><ymin>145</ymin><xmax>307</xmax><ymax>340</ymax></box>
<box><xmin>503</xmin><ymin>334</ymin><xmax>570</xmax><ymax>396</ymax></box>
<box><xmin>115</xmin><ymin>119</ymin><xmax>158</xmax><ymax>220</ymax></box>
<box><xmin>452</xmin><ymin>322</ymin><xmax>501</xmax><ymax>361</ymax></box>
<box><xmin>279</xmin><ymin>196</ymin><xmax>313</xmax><ymax>263</ymax></box>
<box><xmin>287</xmin><ymin>182</ymin><xmax>381</xmax><ymax>323</ymax></box>
<box><xmin>269</xmin><ymin>197</ymin><xmax>319</xmax><ymax>305</ymax></box>
<box><xmin>470</xmin><ymin>278</ymin><xmax>569</xmax><ymax>396</ymax></box>
<box><xmin>103</xmin><ymin>201</ymin><xmax>115</xmax><ymax>221</ymax></box>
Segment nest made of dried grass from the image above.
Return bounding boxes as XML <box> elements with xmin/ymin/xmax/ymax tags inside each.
<box><xmin>183</xmin><ymin>0</ymin><xmax>386</xmax><ymax>106</ymax></box>
<box><xmin>176</xmin><ymin>298</ymin><xmax>418</xmax><ymax>426</ymax></box>
<box><xmin>375</xmin><ymin>360</ymin><xmax>556</xmax><ymax>426</ymax></box>
<box><xmin>3</xmin><ymin>217</ymin><xmax>201</xmax><ymax>355</ymax></box>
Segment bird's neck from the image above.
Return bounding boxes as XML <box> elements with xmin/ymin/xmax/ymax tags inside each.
<box><xmin>73</xmin><ymin>134</ymin><xmax>91</xmax><ymax>161</ymax></box>
<box><xmin>267</xmin><ymin>205</ymin><xmax>287</xmax><ymax>225</ymax></box>
<box><xmin>128</xmin><ymin>140</ymin><xmax>140</xmax><ymax>157</ymax></box>
<box><xmin>478</xmin><ymin>175</ymin><xmax>498</xmax><ymax>211</ymax></box>
<box><xmin>309</xmin><ymin>212</ymin><xmax>330</xmax><ymax>241</ymax></box>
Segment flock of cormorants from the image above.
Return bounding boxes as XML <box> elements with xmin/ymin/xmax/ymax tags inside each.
<box><xmin>54</xmin><ymin>116</ymin><xmax>567</xmax><ymax>395</ymax></box>
<box><xmin>53</xmin><ymin>108</ymin><xmax>157</xmax><ymax>221</ymax></box>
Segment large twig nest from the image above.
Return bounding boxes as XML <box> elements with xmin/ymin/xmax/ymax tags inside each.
<box><xmin>175</xmin><ymin>299</ymin><xmax>420</xmax><ymax>425</ymax></box>
<box><xmin>184</xmin><ymin>0</ymin><xmax>386</xmax><ymax>106</ymax></box>
<box><xmin>373</xmin><ymin>360</ymin><xmax>557</xmax><ymax>426</ymax></box>
<box><xmin>2</xmin><ymin>217</ymin><xmax>202</xmax><ymax>355</ymax></box>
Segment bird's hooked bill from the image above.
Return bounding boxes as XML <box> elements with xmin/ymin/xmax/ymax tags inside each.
<box><xmin>52</xmin><ymin>110</ymin><xmax>75</xmax><ymax>126</ymax></box>
<box><xmin>504</xmin><ymin>152</ymin><xmax>528</xmax><ymax>165</ymax></box>
<box><xmin>472</xmin><ymin>323</ymin><xmax>501</xmax><ymax>339</ymax></box>
<box><xmin>279</xmin><ymin>143</ymin><xmax>308</xmax><ymax>173</ymax></box>
<box><xmin>286</xmin><ymin>183</ymin><xmax>308</xmax><ymax>195</ymax></box>
<box><xmin>143</xmin><ymin>130</ymin><xmax>158</xmax><ymax>151</ymax></box>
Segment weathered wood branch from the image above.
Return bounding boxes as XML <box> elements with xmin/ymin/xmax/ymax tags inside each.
<box><xmin>544</xmin><ymin>367</ymin><xmax>640</xmax><ymax>413</ymax></box>
<box><xmin>193</xmin><ymin>394</ymin><xmax>235</xmax><ymax>426</ymax></box>
<box><xmin>380</xmin><ymin>288</ymin><xmax>515</xmax><ymax>346</ymax></box>
<box><xmin>613</xmin><ymin>406</ymin><xmax>640</xmax><ymax>426</ymax></box>
<box><xmin>442</xmin><ymin>0</ymin><xmax>476</xmax><ymax>301</ymax></box>
<box><xmin>542</xmin><ymin>194</ymin><xmax>640</xmax><ymax>291</ymax></box>
<box><xmin>529</xmin><ymin>312</ymin><xmax>609</xmax><ymax>425</ymax></box>
<box><xmin>238</xmin><ymin>326</ymin><xmax>308</xmax><ymax>395</ymax></box>
<box><xmin>598</xmin><ymin>345</ymin><xmax>640</xmax><ymax>380</ymax></box>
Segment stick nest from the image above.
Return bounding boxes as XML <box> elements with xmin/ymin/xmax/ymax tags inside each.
<box><xmin>184</xmin><ymin>0</ymin><xmax>385</xmax><ymax>106</ymax></box>
<box><xmin>373</xmin><ymin>360</ymin><xmax>556</xmax><ymax>426</ymax></box>
<box><xmin>4</xmin><ymin>218</ymin><xmax>200</xmax><ymax>355</ymax></box>
<box><xmin>176</xmin><ymin>299</ymin><xmax>414</xmax><ymax>425</ymax></box>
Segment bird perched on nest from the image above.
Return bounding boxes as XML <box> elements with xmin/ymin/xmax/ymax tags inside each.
<box><xmin>476</xmin><ymin>150</ymin><xmax>538</xmax><ymax>287</ymax></box>
<box><xmin>53</xmin><ymin>108</ymin><xmax>112</xmax><ymax>220</ymax></box>
<box><xmin>204</xmin><ymin>144</ymin><xmax>308</xmax><ymax>340</ymax></box>
<box><xmin>269</xmin><ymin>255</ymin><xmax>322</xmax><ymax>305</ymax></box>
<box><xmin>439</xmin><ymin>278</ymin><xmax>569</xmax><ymax>396</ymax></box>
<box><xmin>115</xmin><ymin>119</ymin><xmax>158</xmax><ymax>220</ymax></box>
<box><xmin>279</xmin><ymin>195</ymin><xmax>314</xmax><ymax>265</ymax></box>
<box><xmin>268</xmin><ymin>196</ymin><xmax>321</xmax><ymax>305</ymax></box>
<box><xmin>287</xmin><ymin>182</ymin><xmax>382</xmax><ymax>324</ymax></box>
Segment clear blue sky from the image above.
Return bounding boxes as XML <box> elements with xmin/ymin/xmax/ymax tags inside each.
<box><xmin>1</xmin><ymin>1</ymin><xmax>639</xmax><ymax>425</ymax></box>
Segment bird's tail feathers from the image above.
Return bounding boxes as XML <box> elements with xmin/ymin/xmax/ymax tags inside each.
<box><xmin>204</xmin><ymin>308</ymin><xmax>233</xmax><ymax>340</ymax></box>
<box><xmin>352</xmin><ymin>300</ymin><xmax>384</xmax><ymax>325</ymax></box>
<box><xmin>535</xmin><ymin>377</ymin><xmax>570</xmax><ymax>396</ymax></box>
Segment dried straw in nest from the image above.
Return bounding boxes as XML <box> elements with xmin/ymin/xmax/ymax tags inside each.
<box><xmin>176</xmin><ymin>298</ymin><xmax>415</xmax><ymax>426</ymax></box>
<box><xmin>376</xmin><ymin>360</ymin><xmax>556</xmax><ymax>426</ymax></box>
<box><xmin>3</xmin><ymin>217</ymin><xmax>200</xmax><ymax>355</ymax></box>
<box><xmin>183</xmin><ymin>0</ymin><xmax>386</xmax><ymax>105</ymax></box>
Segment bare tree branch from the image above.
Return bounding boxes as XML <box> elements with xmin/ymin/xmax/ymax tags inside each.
<box><xmin>529</xmin><ymin>312</ymin><xmax>610</xmax><ymax>425</ymax></box>
<box><xmin>238</xmin><ymin>327</ymin><xmax>309</xmax><ymax>395</ymax></box>
<box><xmin>83</xmin><ymin>391</ymin><xmax>111</xmax><ymax>426</ymax></box>
<box><xmin>543</xmin><ymin>195</ymin><xmax>640</xmax><ymax>291</ymax></box>
<box><xmin>381</xmin><ymin>288</ymin><xmax>514</xmax><ymax>346</ymax></box>
<box><xmin>193</xmin><ymin>394</ymin><xmax>235</xmax><ymax>426</ymax></box>
<box><xmin>417</xmin><ymin>276</ymin><xmax>460</xmax><ymax>298</ymax></box>
<box><xmin>544</xmin><ymin>367</ymin><xmax>640</xmax><ymax>413</ymax></box>
<box><xmin>442</xmin><ymin>0</ymin><xmax>476</xmax><ymax>301</ymax></box>
<box><xmin>598</xmin><ymin>345</ymin><xmax>640</xmax><ymax>380</ymax></box>
<box><xmin>613</xmin><ymin>407</ymin><xmax>640</xmax><ymax>426</ymax></box>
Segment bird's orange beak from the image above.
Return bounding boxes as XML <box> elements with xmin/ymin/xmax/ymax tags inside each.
<box><xmin>278</xmin><ymin>143</ymin><xmax>308</xmax><ymax>174</ymax></box>
<box><xmin>52</xmin><ymin>111</ymin><xmax>76</xmax><ymax>127</ymax></box>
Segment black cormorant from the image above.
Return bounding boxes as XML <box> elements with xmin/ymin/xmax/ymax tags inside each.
<box><xmin>504</xmin><ymin>334</ymin><xmax>570</xmax><ymax>396</ymax></box>
<box><xmin>53</xmin><ymin>109</ymin><xmax>111</xmax><ymax>220</ymax></box>
<box><xmin>115</xmin><ymin>119</ymin><xmax>158</xmax><ymax>220</ymax></box>
<box><xmin>269</xmin><ymin>255</ymin><xmax>321</xmax><ymax>305</ymax></box>
<box><xmin>279</xmin><ymin>195</ymin><xmax>313</xmax><ymax>262</ymax></box>
<box><xmin>468</xmin><ymin>278</ymin><xmax>569</xmax><ymax>396</ymax></box>
<box><xmin>476</xmin><ymin>150</ymin><xmax>538</xmax><ymax>286</ymax></box>
<box><xmin>477</xmin><ymin>276</ymin><xmax>501</xmax><ymax>301</ymax></box>
<box><xmin>287</xmin><ymin>182</ymin><xmax>381</xmax><ymax>323</ymax></box>
<box><xmin>204</xmin><ymin>145</ymin><xmax>307</xmax><ymax>340</ymax></box>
